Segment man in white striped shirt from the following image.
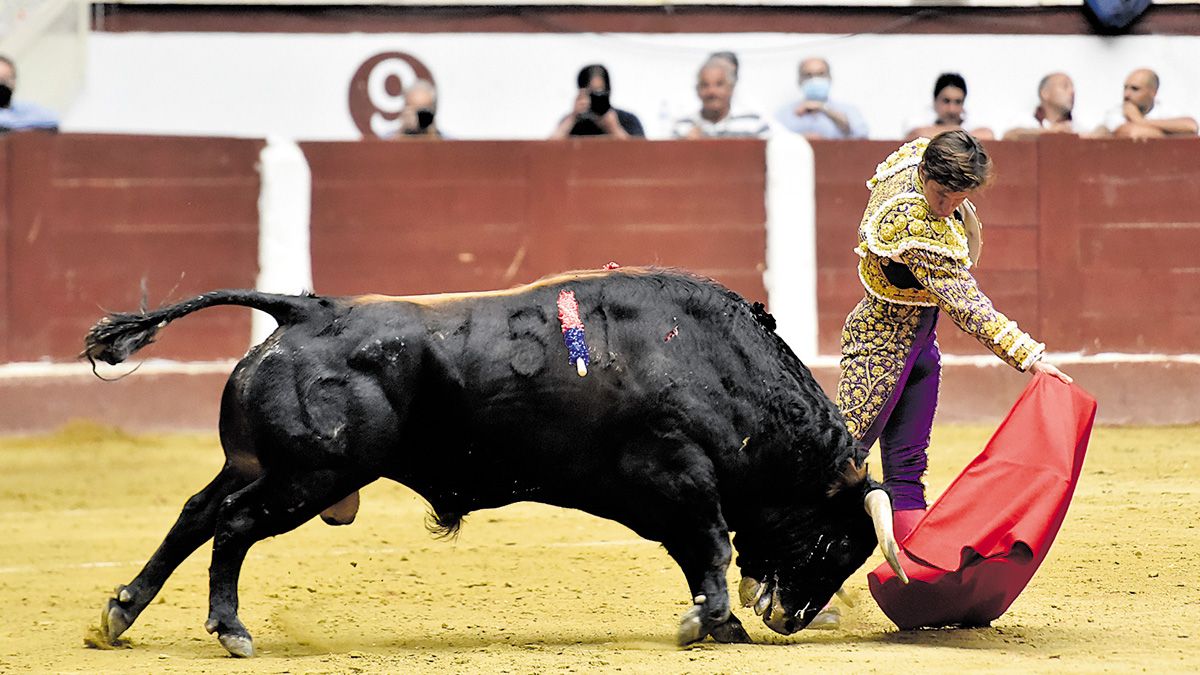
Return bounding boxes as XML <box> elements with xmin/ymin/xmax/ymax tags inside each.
<box><xmin>672</xmin><ymin>55</ymin><xmax>770</xmax><ymax>139</ymax></box>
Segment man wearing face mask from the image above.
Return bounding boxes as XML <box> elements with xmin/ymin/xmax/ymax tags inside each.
<box><xmin>393</xmin><ymin>79</ymin><xmax>442</xmax><ymax>139</ymax></box>
<box><xmin>776</xmin><ymin>57</ymin><xmax>867</xmax><ymax>140</ymax></box>
<box><xmin>0</xmin><ymin>55</ymin><xmax>59</xmax><ymax>133</ymax></box>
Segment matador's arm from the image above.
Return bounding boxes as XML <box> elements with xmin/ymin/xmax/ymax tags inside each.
<box><xmin>900</xmin><ymin>247</ymin><xmax>1045</xmax><ymax>371</ymax></box>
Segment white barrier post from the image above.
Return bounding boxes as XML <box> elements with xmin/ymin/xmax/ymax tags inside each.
<box><xmin>764</xmin><ymin>134</ymin><xmax>819</xmax><ymax>362</ymax></box>
<box><xmin>254</xmin><ymin>136</ymin><xmax>313</xmax><ymax>346</ymax></box>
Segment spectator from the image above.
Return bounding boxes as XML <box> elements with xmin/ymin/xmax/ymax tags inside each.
<box><xmin>672</xmin><ymin>56</ymin><xmax>769</xmax><ymax>139</ymax></box>
<box><xmin>776</xmin><ymin>57</ymin><xmax>868</xmax><ymax>140</ymax></box>
<box><xmin>393</xmin><ymin>79</ymin><xmax>443</xmax><ymax>139</ymax></box>
<box><xmin>709</xmin><ymin>50</ymin><xmax>739</xmax><ymax>78</ymax></box>
<box><xmin>1004</xmin><ymin>72</ymin><xmax>1086</xmax><ymax>140</ymax></box>
<box><xmin>0</xmin><ymin>54</ymin><xmax>59</xmax><ymax>133</ymax></box>
<box><xmin>905</xmin><ymin>73</ymin><xmax>994</xmax><ymax>141</ymax></box>
<box><xmin>1098</xmin><ymin>68</ymin><xmax>1198</xmax><ymax>139</ymax></box>
<box><xmin>550</xmin><ymin>64</ymin><xmax>644</xmax><ymax>139</ymax></box>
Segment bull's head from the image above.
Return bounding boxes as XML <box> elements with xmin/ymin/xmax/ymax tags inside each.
<box><xmin>735</xmin><ymin>475</ymin><xmax>906</xmax><ymax>635</ymax></box>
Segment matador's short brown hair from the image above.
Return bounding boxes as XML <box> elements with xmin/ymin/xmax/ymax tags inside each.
<box><xmin>921</xmin><ymin>130</ymin><xmax>993</xmax><ymax>192</ymax></box>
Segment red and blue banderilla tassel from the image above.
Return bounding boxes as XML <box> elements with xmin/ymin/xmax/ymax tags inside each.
<box><xmin>557</xmin><ymin>289</ymin><xmax>589</xmax><ymax>377</ymax></box>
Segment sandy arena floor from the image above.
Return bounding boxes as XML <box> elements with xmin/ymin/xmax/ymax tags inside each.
<box><xmin>0</xmin><ymin>421</ymin><xmax>1196</xmax><ymax>673</ymax></box>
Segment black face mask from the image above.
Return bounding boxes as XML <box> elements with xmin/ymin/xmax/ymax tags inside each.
<box><xmin>404</xmin><ymin>109</ymin><xmax>435</xmax><ymax>135</ymax></box>
<box><xmin>0</xmin><ymin>83</ymin><xmax>13</xmax><ymax>108</ymax></box>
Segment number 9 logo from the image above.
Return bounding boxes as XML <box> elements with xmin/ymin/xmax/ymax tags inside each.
<box><xmin>348</xmin><ymin>52</ymin><xmax>435</xmax><ymax>139</ymax></box>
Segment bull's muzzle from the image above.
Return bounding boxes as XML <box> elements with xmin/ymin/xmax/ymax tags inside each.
<box><xmin>740</xmin><ymin>575</ymin><xmax>805</xmax><ymax>635</ymax></box>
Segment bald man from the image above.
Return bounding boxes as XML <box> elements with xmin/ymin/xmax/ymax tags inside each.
<box><xmin>1100</xmin><ymin>68</ymin><xmax>1198</xmax><ymax>139</ymax></box>
<box><xmin>1005</xmin><ymin>72</ymin><xmax>1085</xmax><ymax>140</ymax></box>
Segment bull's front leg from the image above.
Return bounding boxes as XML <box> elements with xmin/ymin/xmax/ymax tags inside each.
<box><xmin>612</xmin><ymin>445</ymin><xmax>751</xmax><ymax>645</ymax></box>
<box><xmin>666</xmin><ymin>523</ymin><xmax>752</xmax><ymax>646</ymax></box>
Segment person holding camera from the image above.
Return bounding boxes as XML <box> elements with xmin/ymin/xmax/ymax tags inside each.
<box><xmin>550</xmin><ymin>64</ymin><xmax>645</xmax><ymax>139</ymax></box>
<box><xmin>393</xmin><ymin>79</ymin><xmax>442</xmax><ymax>139</ymax></box>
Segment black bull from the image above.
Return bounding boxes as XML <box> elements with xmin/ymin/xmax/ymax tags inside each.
<box><xmin>84</xmin><ymin>268</ymin><xmax>903</xmax><ymax>657</ymax></box>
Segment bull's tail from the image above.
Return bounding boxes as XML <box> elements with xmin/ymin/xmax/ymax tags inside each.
<box><xmin>83</xmin><ymin>289</ymin><xmax>323</xmax><ymax>368</ymax></box>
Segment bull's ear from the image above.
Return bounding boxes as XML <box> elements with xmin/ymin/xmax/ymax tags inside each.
<box><xmin>827</xmin><ymin>457</ymin><xmax>869</xmax><ymax>497</ymax></box>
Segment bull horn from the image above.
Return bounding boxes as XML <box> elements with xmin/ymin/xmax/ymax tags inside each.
<box><xmin>864</xmin><ymin>489</ymin><xmax>909</xmax><ymax>584</ymax></box>
<box><xmin>835</xmin><ymin>587</ymin><xmax>855</xmax><ymax>607</ymax></box>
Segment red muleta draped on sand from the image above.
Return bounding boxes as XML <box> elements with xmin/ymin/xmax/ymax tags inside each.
<box><xmin>869</xmin><ymin>373</ymin><xmax>1098</xmax><ymax>629</ymax></box>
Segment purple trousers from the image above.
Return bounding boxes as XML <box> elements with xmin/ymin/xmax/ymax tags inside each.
<box><xmin>859</xmin><ymin>308</ymin><xmax>941</xmax><ymax>512</ymax></box>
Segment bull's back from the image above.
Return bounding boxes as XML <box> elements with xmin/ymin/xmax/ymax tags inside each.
<box><xmin>224</xmin><ymin>269</ymin><xmax>832</xmax><ymax>502</ymax></box>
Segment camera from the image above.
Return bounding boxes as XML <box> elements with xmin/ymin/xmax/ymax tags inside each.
<box><xmin>588</xmin><ymin>90</ymin><xmax>611</xmax><ymax>117</ymax></box>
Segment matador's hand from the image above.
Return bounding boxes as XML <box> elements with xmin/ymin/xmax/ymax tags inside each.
<box><xmin>1030</xmin><ymin>360</ymin><xmax>1073</xmax><ymax>385</ymax></box>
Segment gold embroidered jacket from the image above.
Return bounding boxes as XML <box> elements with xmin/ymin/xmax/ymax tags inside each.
<box><xmin>852</xmin><ymin>138</ymin><xmax>1045</xmax><ymax>372</ymax></box>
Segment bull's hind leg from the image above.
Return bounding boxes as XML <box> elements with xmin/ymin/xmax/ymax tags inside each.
<box><xmin>204</xmin><ymin>468</ymin><xmax>371</xmax><ymax>657</ymax></box>
<box><xmin>100</xmin><ymin>467</ymin><xmax>250</xmax><ymax>644</ymax></box>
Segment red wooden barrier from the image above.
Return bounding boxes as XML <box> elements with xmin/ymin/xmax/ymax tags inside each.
<box><xmin>0</xmin><ymin>133</ymin><xmax>262</xmax><ymax>361</ymax></box>
<box><xmin>0</xmin><ymin>134</ymin><xmax>1195</xmax><ymax>364</ymax></box>
<box><xmin>302</xmin><ymin>138</ymin><xmax>768</xmax><ymax>304</ymax></box>
<box><xmin>1036</xmin><ymin>135</ymin><xmax>1200</xmax><ymax>354</ymax></box>
<box><xmin>0</xmin><ymin>136</ymin><xmax>10</xmax><ymax>362</ymax></box>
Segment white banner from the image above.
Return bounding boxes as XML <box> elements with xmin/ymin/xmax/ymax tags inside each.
<box><xmin>64</xmin><ymin>32</ymin><xmax>1200</xmax><ymax>141</ymax></box>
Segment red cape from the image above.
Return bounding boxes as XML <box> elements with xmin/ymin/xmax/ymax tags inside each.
<box><xmin>868</xmin><ymin>373</ymin><xmax>1097</xmax><ymax>629</ymax></box>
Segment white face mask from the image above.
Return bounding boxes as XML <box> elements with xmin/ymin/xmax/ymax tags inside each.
<box><xmin>801</xmin><ymin>76</ymin><xmax>831</xmax><ymax>102</ymax></box>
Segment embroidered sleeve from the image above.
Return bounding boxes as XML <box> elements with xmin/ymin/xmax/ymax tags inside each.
<box><xmin>901</xmin><ymin>248</ymin><xmax>1046</xmax><ymax>371</ymax></box>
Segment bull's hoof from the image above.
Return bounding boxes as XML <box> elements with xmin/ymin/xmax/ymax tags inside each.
<box><xmin>206</xmin><ymin>615</ymin><xmax>255</xmax><ymax>657</ymax></box>
<box><xmin>676</xmin><ymin>594</ymin><xmax>733</xmax><ymax>647</ymax></box>
<box><xmin>320</xmin><ymin>491</ymin><xmax>360</xmax><ymax>526</ymax></box>
<box><xmin>709</xmin><ymin>614</ymin><xmax>753</xmax><ymax>644</ymax></box>
<box><xmin>677</xmin><ymin>603</ymin><xmax>705</xmax><ymax>646</ymax></box>
<box><xmin>218</xmin><ymin>633</ymin><xmax>255</xmax><ymax>658</ymax></box>
<box><xmin>100</xmin><ymin>586</ymin><xmax>136</xmax><ymax>643</ymax></box>
<box><xmin>807</xmin><ymin>605</ymin><xmax>841</xmax><ymax>630</ymax></box>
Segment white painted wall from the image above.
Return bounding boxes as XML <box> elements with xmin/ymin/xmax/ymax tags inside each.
<box><xmin>63</xmin><ymin>32</ymin><xmax>1200</xmax><ymax>141</ymax></box>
